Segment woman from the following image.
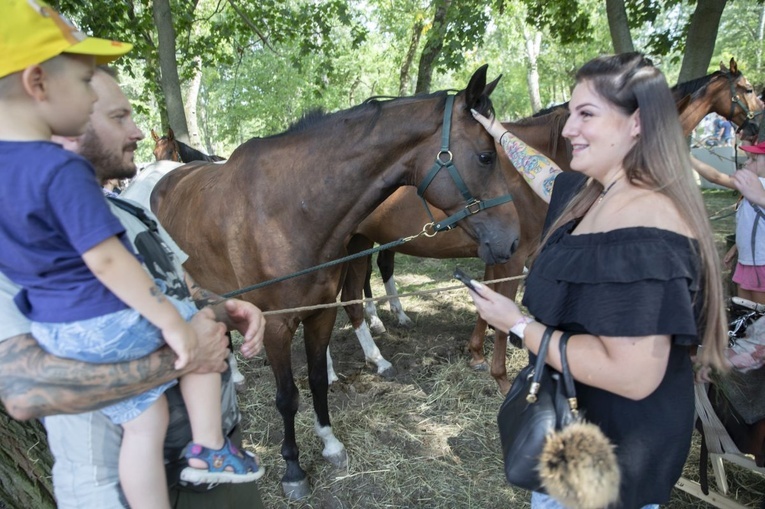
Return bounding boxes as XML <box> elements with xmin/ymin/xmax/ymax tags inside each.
<box><xmin>470</xmin><ymin>53</ymin><xmax>728</xmax><ymax>508</ymax></box>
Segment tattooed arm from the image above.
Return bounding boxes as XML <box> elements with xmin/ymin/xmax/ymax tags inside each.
<box><xmin>0</xmin><ymin>307</ymin><xmax>228</xmax><ymax>421</ymax></box>
<box><xmin>185</xmin><ymin>272</ymin><xmax>265</xmax><ymax>359</ymax></box>
<box><xmin>470</xmin><ymin>109</ymin><xmax>562</xmax><ymax>203</ymax></box>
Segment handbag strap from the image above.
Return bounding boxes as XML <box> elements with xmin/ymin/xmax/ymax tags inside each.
<box><xmin>526</xmin><ymin>326</ymin><xmax>555</xmax><ymax>403</ymax></box>
<box><xmin>558</xmin><ymin>332</ymin><xmax>579</xmax><ymax>416</ymax></box>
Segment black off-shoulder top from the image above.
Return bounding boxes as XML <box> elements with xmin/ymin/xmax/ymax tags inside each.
<box><xmin>521</xmin><ymin>211</ymin><xmax>702</xmax><ymax>507</ymax></box>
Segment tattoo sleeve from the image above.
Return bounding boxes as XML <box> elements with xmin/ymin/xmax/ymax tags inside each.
<box><xmin>184</xmin><ymin>272</ymin><xmax>232</xmax><ymax>326</ymax></box>
<box><xmin>500</xmin><ymin>131</ymin><xmax>561</xmax><ymax>201</ymax></box>
<box><xmin>0</xmin><ymin>333</ymin><xmax>180</xmax><ymax>421</ymax></box>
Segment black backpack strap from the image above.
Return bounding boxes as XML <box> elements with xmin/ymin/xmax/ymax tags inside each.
<box><xmin>107</xmin><ymin>196</ymin><xmax>160</xmax><ymax>234</ymax></box>
<box><xmin>106</xmin><ymin>197</ymin><xmax>190</xmax><ymax>300</ymax></box>
<box><xmin>749</xmin><ymin>202</ymin><xmax>765</xmax><ymax>286</ymax></box>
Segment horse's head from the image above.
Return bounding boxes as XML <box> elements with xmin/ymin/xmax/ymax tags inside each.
<box><xmin>151</xmin><ymin>128</ymin><xmax>181</xmax><ymax>162</ymax></box>
<box><xmin>712</xmin><ymin>58</ymin><xmax>761</xmax><ymax>128</ymax></box>
<box><xmin>674</xmin><ymin>57</ymin><xmax>763</xmax><ymax>136</ymax></box>
<box><xmin>412</xmin><ymin>65</ymin><xmax>519</xmax><ymax>265</ymax></box>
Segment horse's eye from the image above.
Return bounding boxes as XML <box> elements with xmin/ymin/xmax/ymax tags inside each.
<box><xmin>746</xmin><ymin>89</ymin><xmax>754</xmax><ymax>94</ymax></box>
<box><xmin>478</xmin><ymin>152</ymin><xmax>494</xmax><ymax>166</ymax></box>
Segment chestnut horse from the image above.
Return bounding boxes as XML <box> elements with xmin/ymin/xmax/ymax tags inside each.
<box><xmin>150</xmin><ymin>127</ymin><xmax>226</xmax><ymax>162</ymax></box>
<box><xmin>149</xmin><ymin>65</ymin><xmax>520</xmax><ymax>498</ymax></box>
<box><xmin>342</xmin><ymin>58</ymin><xmax>762</xmax><ymax>394</ymax></box>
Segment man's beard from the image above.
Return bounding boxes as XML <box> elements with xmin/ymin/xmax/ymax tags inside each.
<box><xmin>79</xmin><ymin>126</ymin><xmax>137</xmax><ymax>182</ymax></box>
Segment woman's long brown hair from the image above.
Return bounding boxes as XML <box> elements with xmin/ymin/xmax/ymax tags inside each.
<box><xmin>542</xmin><ymin>53</ymin><xmax>728</xmax><ymax>372</ymax></box>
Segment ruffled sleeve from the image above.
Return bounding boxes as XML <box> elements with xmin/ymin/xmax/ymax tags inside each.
<box><xmin>522</xmin><ymin>222</ymin><xmax>702</xmax><ymax>346</ymax></box>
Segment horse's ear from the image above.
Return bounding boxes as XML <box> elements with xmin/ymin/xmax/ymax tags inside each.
<box><xmin>720</xmin><ymin>60</ymin><xmax>728</xmax><ymax>73</ymax></box>
<box><xmin>484</xmin><ymin>74</ymin><xmax>502</xmax><ymax>98</ymax></box>
<box><xmin>730</xmin><ymin>57</ymin><xmax>738</xmax><ymax>75</ymax></box>
<box><xmin>167</xmin><ymin>127</ymin><xmax>175</xmax><ymax>140</ymax></box>
<box><xmin>464</xmin><ymin>64</ymin><xmax>489</xmax><ymax>108</ymax></box>
<box><xmin>151</xmin><ymin>129</ymin><xmax>159</xmax><ymax>142</ymax></box>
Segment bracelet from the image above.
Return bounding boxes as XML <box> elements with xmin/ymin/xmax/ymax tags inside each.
<box><xmin>509</xmin><ymin>315</ymin><xmax>533</xmax><ymax>339</ymax></box>
<box><xmin>499</xmin><ymin>131</ymin><xmax>511</xmax><ymax>146</ymax></box>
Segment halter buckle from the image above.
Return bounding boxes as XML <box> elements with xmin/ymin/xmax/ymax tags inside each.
<box><xmin>466</xmin><ymin>199</ymin><xmax>482</xmax><ymax>215</ymax></box>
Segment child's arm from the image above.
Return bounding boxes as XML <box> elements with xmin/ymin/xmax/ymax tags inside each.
<box><xmin>723</xmin><ymin>244</ymin><xmax>738</xmax><ymax>268</ymax></box>
<box><xmin>82</xmin><ymin>236</ymin><xmax>197</xmax><ymax>369</ymax></box>
<box><xmin>690</xmin><ymin>155</ymin><xmax>735</xmax><ymax>190</ymax></box>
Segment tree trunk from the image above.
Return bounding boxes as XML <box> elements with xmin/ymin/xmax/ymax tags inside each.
<box><xmin>152</xmin><ymin>0</ymin><xmax>190</xmax><ymax>144</ymax></box>
<box><xmin>606</xmin><ymin>0</ymin><xmax>634</xmax><ymax>53</ymax></box>
<box><xmin>415</xmin><ymin>0</ymin><xmax>452</xmax><ymax>94</ymax></box>
<box><xmin>0</xmin><ymin>409</ymin><xmax>55</xmax><ymax>509</ymax></box>
<box><xmin>757</xmin><ymin>3</ymin><xmax>765</xmax><ymax>71</ymax></box>
<box><xmin>186</xmin><ymin>57</ymin><xmax>203</xmax><ymax>150</ymax></box>
<box><xmin>678</xmin><ymin>0</ymin><xmax>728</xmax><ymax>83</ymax></box>
<box><xmin>522</xmin><ymin>26</ymin><xmax>542</xmax><ymax>113</ymax></box>
<box><xmin>399</xmin><ymin>17</ymin><xmax>424</xmax><ymax>95</ymax></box>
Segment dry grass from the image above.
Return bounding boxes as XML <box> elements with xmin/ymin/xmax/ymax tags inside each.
<box><xmin>233</xmin><ymin>189</ymin><xmax>764</xmax><ymax>508</ymax></box>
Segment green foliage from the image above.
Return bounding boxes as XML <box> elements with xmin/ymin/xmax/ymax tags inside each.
<box><xmin>45</xmin><ymin>0</ymin><xmax>765</xmax><ymax>164</ymax></box>
<box><xmin>519</xmin><ymin>0</ymin><xmax>593</xmax><ymax>44</ymax></box>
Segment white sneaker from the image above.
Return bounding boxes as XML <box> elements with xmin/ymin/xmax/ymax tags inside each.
<box><xmin>229</xmin><ymin>352</ymin><xmax>245</xmax><ymax>389</ymax></box>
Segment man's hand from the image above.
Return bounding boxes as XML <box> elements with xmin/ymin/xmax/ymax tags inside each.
<box><xmin>184</xmin><ymin>307</ymin><xmax>229</xmax><ymax>374</ymax></box>
<box><xmin>223</xmin><ymin>299</ymin><xmax>265</xmax><ymax>358</ymax></box>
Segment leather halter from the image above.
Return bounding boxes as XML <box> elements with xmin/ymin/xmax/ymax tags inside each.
<box><xmin>726</xmin><ymin>70</ymin><xmax>760</xmax><ymax>123</ymax></box>
<box><xmin>416</xmin><ymin>94</ymin><xmax>513</xmax><ymax>233</ymax></box>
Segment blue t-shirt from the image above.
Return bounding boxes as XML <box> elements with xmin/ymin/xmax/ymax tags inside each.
<box><xmin>714</xmin><ymin>117</ymin><xmax>732</xmax><ymax>140</ymax></box>
<box><xmin>0</xmin><ymin>140</ymin><xmax>134</xmax><ymax>322</ymax></box>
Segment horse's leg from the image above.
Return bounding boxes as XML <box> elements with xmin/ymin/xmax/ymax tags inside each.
<box><xmin>342</xmin><ymin>236</ymin><xmax>394</xmax><ymax>377</ymax></box>
<box><xmin>302</xmin><ymin>310</ymin><xmax>348</xmax><ymax>468</ymax></box>
<box><xmin>264</xmin><ymin>318</ymin><xmax>309</xmax><ymax>500</ymax></box>
<box><xmin>466</xmin><ymin>264</ymin><xmax>492</xmax><ymax>373</ymax></box>
<box><xmin>377</xmin><ymin>250</ymin><xmax>414</xmax><ymax>328</ymax></box>
<box><xmin>489</xmin><ymin>257</ymin><xmax>526</xmax><ymax>395</ymax></box>
<box><xmin>325</xmin><ymin>346</ymin><xmax>338</xmax><ymax>384</ymax></box>
<box><xmin>363</xmin><ymin>259</ymin><xmax>386</xmax><ymax>334</ymax></box>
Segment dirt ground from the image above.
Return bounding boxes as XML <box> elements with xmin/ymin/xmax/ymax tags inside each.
<box><xmin>232</xmin><ymin>190</ymin><xmax>764</xmax><ymax>509</ymax></box>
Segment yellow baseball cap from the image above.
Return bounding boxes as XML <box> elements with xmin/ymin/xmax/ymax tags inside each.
<box><xmin>0</xmin><ymin>0</ymin><xmax>133</xmax><ymax>79</ymax></box>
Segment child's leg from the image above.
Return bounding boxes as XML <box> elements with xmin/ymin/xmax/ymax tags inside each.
<box><xmin>181</xmin><ymin>372</ymin><xmax>225</xmax><ymax>462</ymax></box>
<box><xmin>120</xmin><ymin>395</ymin><xmax>170</xmax><ymax>509</ymax></box>
<box><xmin>180</xmin><ymin>372</ymin><xmax>263</xmax><ymax>483</ymax></box>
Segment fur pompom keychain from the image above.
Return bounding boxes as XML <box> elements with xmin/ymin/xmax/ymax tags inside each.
<box><xmin>538</xmin><ymin>421</ymin><xmax>621</xmax><ymax>509</ymax></box>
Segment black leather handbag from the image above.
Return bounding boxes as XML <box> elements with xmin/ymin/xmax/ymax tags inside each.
<box><xmin>497</xmin><ymin>326</ymin><xmax>620</xmax><ymax>509</ymax></box>
<box><xmin>497</xmin><ymin>326</ymin><xmax>576</xmax><ymax>491</ymax></box>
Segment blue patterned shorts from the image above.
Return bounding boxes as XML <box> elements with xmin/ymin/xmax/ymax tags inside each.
<box><xmin>32</xmin><ymin>296</ymin><xmax>197</xmax><ymax>425</ymax></box>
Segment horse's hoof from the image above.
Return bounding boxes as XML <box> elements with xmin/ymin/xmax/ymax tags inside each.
<box><xmin>397</xmin><ymin>316</ymin><xmax>415</xmax><ymax>329</ymax></box>
<box><xmin>324</xmin><ymin>449</ymin><xmax>348</xmax><ymax>469</ymax></box>
<box><xmin>470</xmin><ymin>361</ymin><xmax>489</xmax><ymax>372</ymax></box>
<box><xmin>234</xmin><ymin>381</ymin><xmax>246</xmax><ymax>393</ymax></box>
<box><xmin>283</xmin><ymin>478</ymin><xmax>311</xmax><ymax>500</ymax></box>
<box><xmin>379</xmin><ymin>365</ymin><xmax>397</xmax><ymax>379</ymax></box>
<box><xmin>369</xmin><ymin>318</ymin><xmax>386</xmax><ymax>335</ymax></box>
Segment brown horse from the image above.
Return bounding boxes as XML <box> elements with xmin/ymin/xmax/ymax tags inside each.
<box><xmin>342</xmin><ymin>58</ymin><xmax>762</xmax><ymax>394</ymax></box>
<box><xmin>150</xmin><ymin>65</ymin><xmax>520</xmax><ymax>499</ymax></box>
<box><xmin>150</xmin><ymin>127</ymin><xmax>226</xmax><ymax>162</ymax></box>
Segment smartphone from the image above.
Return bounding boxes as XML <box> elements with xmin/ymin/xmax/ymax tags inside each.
<box><xmin>453</xmin><ymin>267</ymin><xmax>479</xmax><ymax>292</ymax></box>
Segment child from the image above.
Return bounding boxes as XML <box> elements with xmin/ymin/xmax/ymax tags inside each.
<box><xmin>728</xmin><ymin>139</ymin><xmax>765</xmax><ymax>306</ymax></box>
<box><xmin>0</xmin><ymin>2</ymin><xmax>262</xmax><ymax>508</ymax></box>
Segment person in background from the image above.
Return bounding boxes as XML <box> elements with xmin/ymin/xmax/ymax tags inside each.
<box><xmin>714</xmin><ymin>115</ymin><xmax>734</xmax><ymax>146</ymax></box>
<box><xmin>102</xmin><ymin>177</ymin><xmax>122</xmax><ymax>195</ymax></box>
<box><xmin>470</xmin><ymin>52</ymin><xmax>727</xmax><ymax>508</ymax></box>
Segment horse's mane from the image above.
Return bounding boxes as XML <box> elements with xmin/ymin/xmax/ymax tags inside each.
<box><xmin>671</xmin><ymin>71</ymin><xmax>729</xmax><ymax>101</ymax></box>
<box><xmin>280</xmin><ymin>90</ymin><xmax>451</xmax><ymax>137</ymax></box>
<box><xmin>176</xmin><ymin>139</ymin><xmax>225</xmax><ymax>162</ymax></box>
<box><xmin>511</xmin><ymin>106</ymin><xmax>569</xmax><ymax>127</ymax></box>
<box><xmin>532</xmin><ymin>102</ymin><xmax>569</xmax><ymax>117</ymax></box>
